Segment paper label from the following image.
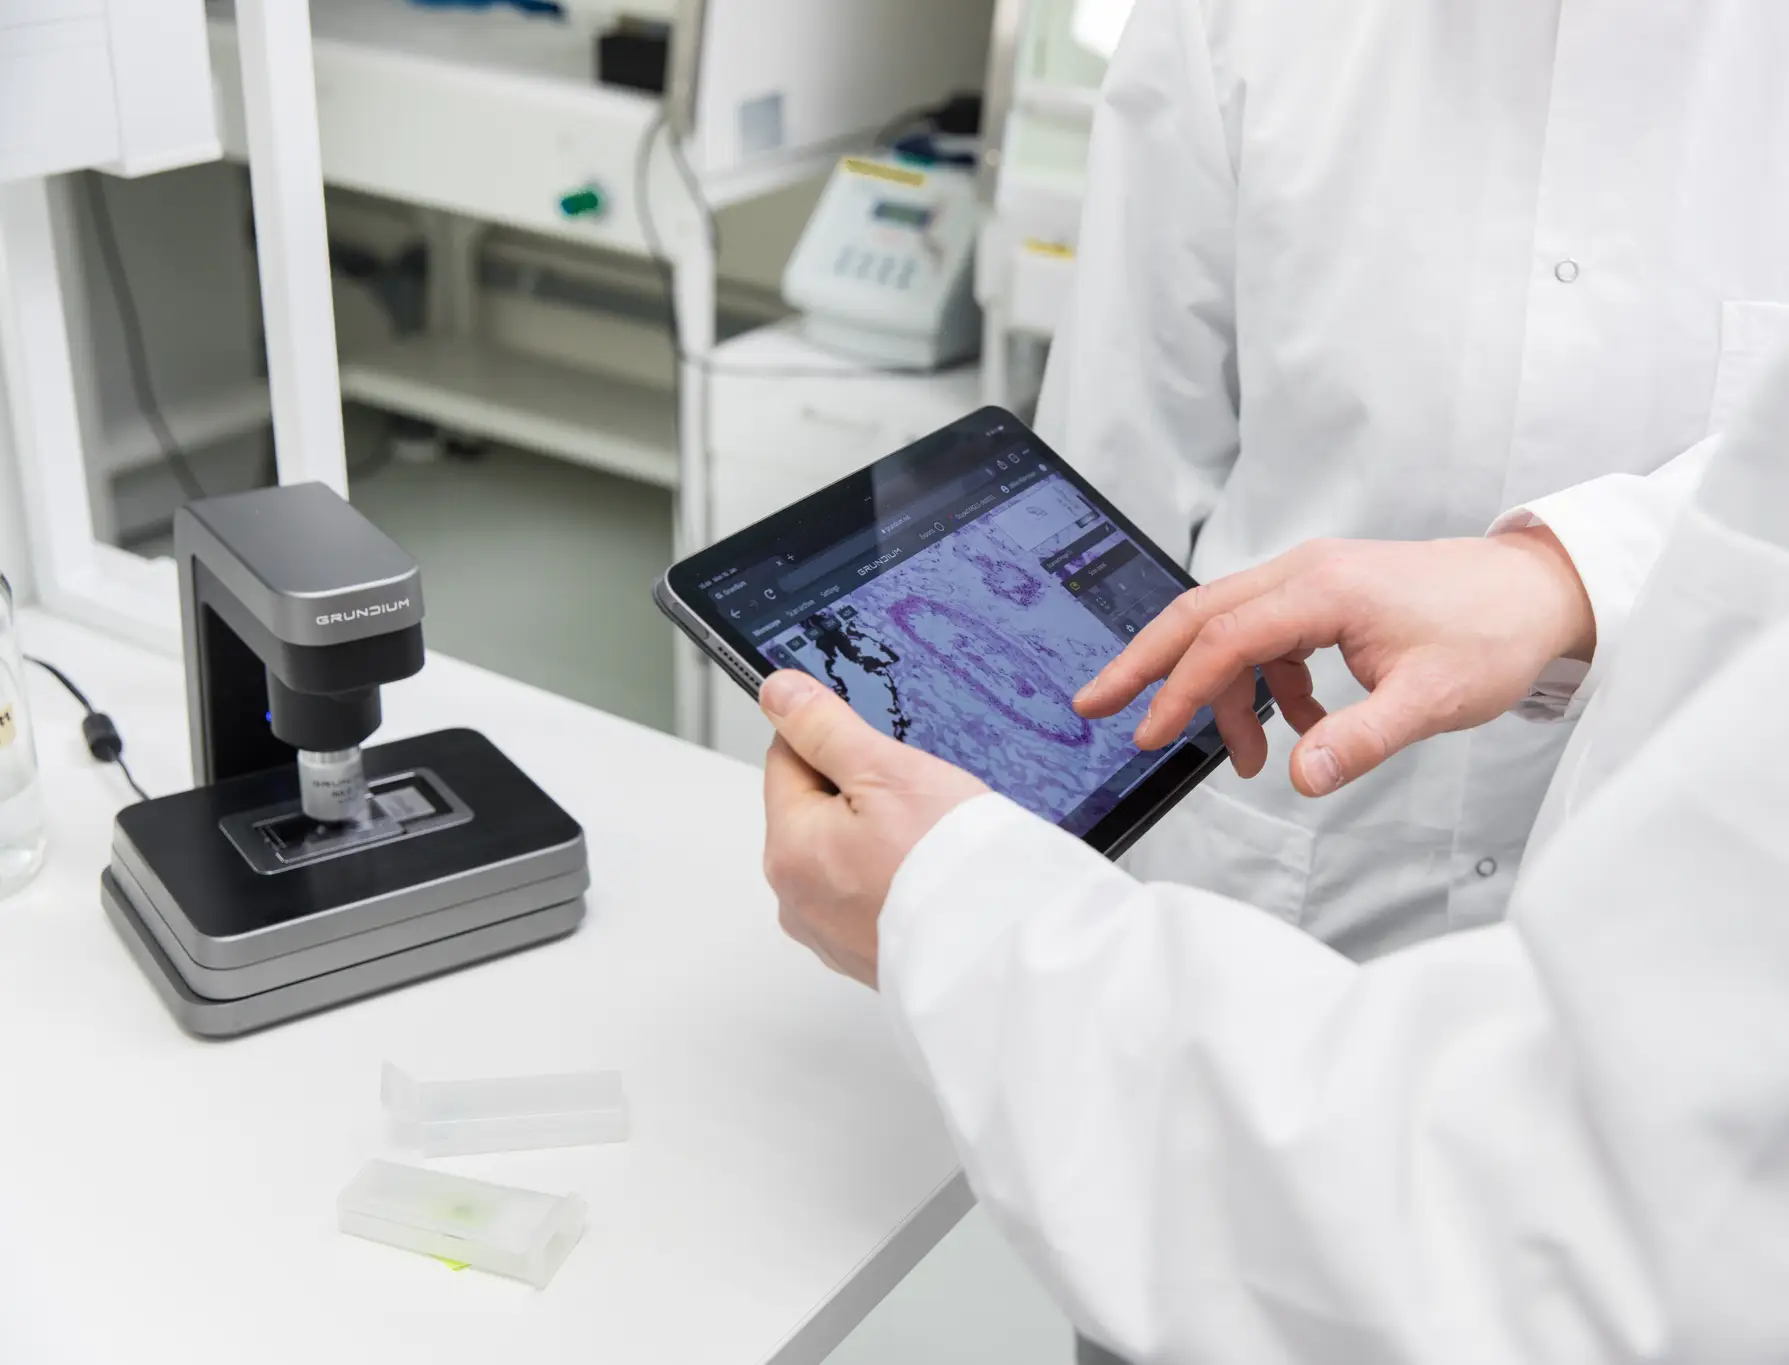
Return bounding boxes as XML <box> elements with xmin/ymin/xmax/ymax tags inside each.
<box><xmin>739</xmin><ymin>92</ymin><xmax>786</xmax><ymax>157</ymax></box>
<box><xmin>0</xmin><ymin>703</ymin><xmax>14</xmax><ymax>749</ymax></box>
<box><xmin>373</xmin><ymin>785</ymin><xmax>435</xmax><ymax>822</ymax></box>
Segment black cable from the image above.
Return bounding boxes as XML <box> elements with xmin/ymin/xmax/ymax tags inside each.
<box><xmin>81</xmin><ymin>175</ymin><xmax>209</xmax><ymax>504</ymax></box>
<box><xmin>23</xmin><ymin>655</ymin><xmax>93</xmax><ymax>713</ymax></box>
<box><xmin>875</xmin><ymin>102</ymin><xmax>950</xmax><ymax>148</ymax></box>
<box><xmin>633</xmin><ymin>117</ymin><xmax>966</xmax><ymax>383</ymax></box>
<box><xmin>114</xmin><ymin>516</ymin><xmax>176</xmax><ymax>555</ymax></box>
<box><xmin>23</xmin><ymin>655</ymin><xmax>153</xmax><ymax>804</ymax></box>
<box><xmin>114</xmin><ymin>755</ymin><xmax>152</xmax><ymax>805</ymax></box>
<box><xmin>350</xmin><ymin>441</ymin><xmax>395</xmax><ymax>482</ymax></box>
<box><xmin>875</xmin><ymin>94</ymin><xmax>983</xmax><ymax>147</ymax></box>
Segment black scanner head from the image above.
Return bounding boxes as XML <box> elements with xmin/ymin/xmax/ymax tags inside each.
<box><xmin>175</xmin><ymin>483</ymin><xmax>427</xmax><ymax>786</ymax></box>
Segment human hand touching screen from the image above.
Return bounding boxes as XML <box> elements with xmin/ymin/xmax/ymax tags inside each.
<box><xmin>1073</xmin><ymin>530</ymin><xmax>1596</xmax><ymax>797</ymax></box>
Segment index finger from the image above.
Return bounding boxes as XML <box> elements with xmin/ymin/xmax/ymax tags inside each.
<box><xmin>1133</xmin><ymin>576</ymin><xmax>1345</xmax><ymax>749</ymax></box>
<box><xmin>1074</xmin><ymin>545</ymin><xmax>1321</xmax><ymax>718</ymax></box>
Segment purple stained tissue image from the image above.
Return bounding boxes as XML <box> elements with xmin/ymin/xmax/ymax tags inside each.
<box><xmin>780</xmin><ymin>502</ymin><xmax>1158</xmax><ymax>823</ymax></box>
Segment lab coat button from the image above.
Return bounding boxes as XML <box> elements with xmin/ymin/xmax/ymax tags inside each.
<box><xmin>1476</xmin><ymin>857</ymin><xmax>1498</xmax><ymax>878</ymax></box>
<box><xmin>1554</xmin><ymin>260</ymin><xmax>1581</xmax><ymax>284</ymax></box>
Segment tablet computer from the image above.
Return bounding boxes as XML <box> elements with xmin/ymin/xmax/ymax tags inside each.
<box><xmin>655</xmin><ymin>407</ymin><xmax>1272</xmax><ymax>859</ymax></box>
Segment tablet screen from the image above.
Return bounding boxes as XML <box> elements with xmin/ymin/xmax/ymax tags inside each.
<box><xmin>688</xmin><ymin>416</ymin><xmax>1228</xmax><ymax>839</ymax></box>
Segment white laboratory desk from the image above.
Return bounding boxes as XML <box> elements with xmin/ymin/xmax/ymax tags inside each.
<box><xmin>0</xmin><ymin>610</ymin><xmax>968</xmax><ymax>1365</ymax></box>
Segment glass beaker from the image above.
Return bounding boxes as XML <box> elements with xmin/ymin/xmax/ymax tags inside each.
<box><xmin>0</xmin><ymin>573</ymin><xmax>47</xmax><ymax>896</ymax></box>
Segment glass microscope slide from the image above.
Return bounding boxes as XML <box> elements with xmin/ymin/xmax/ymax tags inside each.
<box><xmin>382</xmin><ymin>1062</ymin><xmax>629</xmax><ymax>1156</ymax></box>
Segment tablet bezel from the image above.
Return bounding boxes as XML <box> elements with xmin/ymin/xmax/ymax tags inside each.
<box><xmin>659</xmin><ymin>406</ymin><xmax>1273</xmax><ymax>860</ymax></box>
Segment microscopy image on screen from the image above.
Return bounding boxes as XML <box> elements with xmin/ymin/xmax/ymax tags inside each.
<box><xmin>768</xmin><ymin>476</ymin><xmax>1193</xmax><ymax>824</ymax></box>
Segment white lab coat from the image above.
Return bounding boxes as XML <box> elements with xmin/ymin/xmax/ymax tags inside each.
<box><xmin>1035</xmin><ymin>0</ymin><xmax>1789</xmax><ymax>957</ymax></box>
<box><xmin>880</xmin><ymin>345</ymin><xmax>1789</xmax><ymax>1357</ymax></box>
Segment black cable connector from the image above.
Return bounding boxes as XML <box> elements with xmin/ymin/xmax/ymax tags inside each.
<box><xmin>25</xmin><ymin>656</ymin><xmax>153</xmax><ymax>804</ymax></box>
<box><xmin>81</xmin><ymin>711</ymin><xmax>123</xmax><ymax>762</ymax></box>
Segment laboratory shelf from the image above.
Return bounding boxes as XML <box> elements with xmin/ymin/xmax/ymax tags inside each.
<box><xmin>205</xmin><ymin>0</ymin><xmax>857</xmax><ymax>255</ymax></box>
<box><xmin>207</xmin><ymin>0</ymin><xmax>666</xmax><ymax>256</ymax></box>
<box><xmin>340</xmin><ymin>336</ymin><xmax>679</xmax><ymax>488</ymax></box>
<box><xmin>218</xmin><ymin>0</ymin><xmax>603</xmax><ymax>83</ymax></box>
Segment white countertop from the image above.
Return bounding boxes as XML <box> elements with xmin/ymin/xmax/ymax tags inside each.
<box><xmin>0</xmin><ymin>610</ymin><xmax>966</xmax><ymax>1365</ymax></box>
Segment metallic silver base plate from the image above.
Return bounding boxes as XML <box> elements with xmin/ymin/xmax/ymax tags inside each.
<box><xmin>101</xmin><ymin>868</ymin><xmax>585</xmax><ymax>1039</ymax></box>
<box><xmin>109</xmin><ymin>854</ymin><xmax>590</xmax><ymax>1000</ymax></box>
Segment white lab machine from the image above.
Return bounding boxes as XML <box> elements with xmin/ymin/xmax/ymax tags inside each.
<box><xmin>783</xmin><ymin>156</ymin><xmax>982</xmax><ymax>370</ymax></box>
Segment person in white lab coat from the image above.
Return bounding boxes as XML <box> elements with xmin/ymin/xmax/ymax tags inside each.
<box><xmin>755</xmin><ymin>343</ymin><xmax>1789</xmax><ymax>1359</ymax></box>
<box><xmin>1038</xmin><ymin>0</ymin><xmax>1789</xmax><ymax>958</ymax></box>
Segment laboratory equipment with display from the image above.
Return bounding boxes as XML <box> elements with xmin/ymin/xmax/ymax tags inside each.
<box><xmin>783</xmin><ymin>155</ymin><xmax>982</xmax><ymax>370</ymax></box>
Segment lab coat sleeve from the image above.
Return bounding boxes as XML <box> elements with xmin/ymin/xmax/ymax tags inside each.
<box><xmin>1490</xmin><ymin>435</ymin><xmax>1720</xmax><ymax>719</ymax></box>
<box><xmin>1032</xmin><ymin>0</ymin><xmax>1241</xmax><ymax>562</ymax></box>
<box><xmin>879</xmin><ymin>790</ymin><xmax>1711</xmax><ymax>1364</ymax></box>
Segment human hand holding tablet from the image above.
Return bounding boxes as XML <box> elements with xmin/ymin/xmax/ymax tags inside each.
<box><xmin>656</xmin><ymin>408</ymin><xmax>1271</xmax><ymax>860</ymax></box>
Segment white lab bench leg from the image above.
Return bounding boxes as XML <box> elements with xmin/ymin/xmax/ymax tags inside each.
<box><xmin>423</xmin><ymin>210</ymin><xmax>482</xmax><ymax>339</ymax></box>
<box><xmin>234</xmin><ymin>0</ymin><xmax>348</xmax><ymax>495</ymax></box>
<box><xmin>671</xmin><ymin>190</ymin><xmax>717</xmax><ymax>747</ymax></box>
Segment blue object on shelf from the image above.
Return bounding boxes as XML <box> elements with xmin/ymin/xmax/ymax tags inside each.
<box><xmin>408</xmin><ymin>0</ymin><xmax>565</xmax><ymax>14</ymax></box>
<box><xmin>889</xmin><ymin>133</ymin><xmax>979</xmax><ymax>171</ymax></box>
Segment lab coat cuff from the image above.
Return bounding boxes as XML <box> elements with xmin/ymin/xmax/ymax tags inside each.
<box><xmin>1509</xmin><ymin>658</ymin><xmax>1591</xmax><ymax>721</ymax></box>
<box><xmin>880</xmin><ymin>793</ymin><xmax>1038</xmax><ymax>976</ymax></box>
<box><xmin>1490</xmin><ymin>438</ymin><xmax>1717</xmax><ymax>720</ymax></box>
<box><xmin>879</xmin><ymin>793</ymin><xmax>1114</xmax><ymax>1069</ymax></box>
<box><xmin>1490</xmin><ymin>502</ymin><xmax>1617</xmax><ymax>722</ymax></box>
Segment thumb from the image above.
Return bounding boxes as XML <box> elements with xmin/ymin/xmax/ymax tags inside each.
<box><xmin>760</xmin><ymin>671</ymin><xmax>905</xmax><ymax>790</ymax></box>
<box><xmin>1288</xmin><ymin>669</ymin><xmax>1441</xmax><ymax>797</ymax></box>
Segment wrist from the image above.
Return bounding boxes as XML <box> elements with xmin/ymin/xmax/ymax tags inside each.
<box><xmin>1497</xmin><ymin>526</ymin><xmax>1597</xmax><ymax>664</ymax></box>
